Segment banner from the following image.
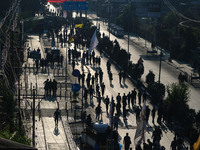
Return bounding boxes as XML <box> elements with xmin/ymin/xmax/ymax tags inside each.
<box><xmin>134</xmin><ymin>103</ymin><xmax>147</xmax><ymax>147</ymax></box>
<box><xmin>88</xmin><ymin>29</ymin><xmax>99</xmax><ymax>55</ymax></box>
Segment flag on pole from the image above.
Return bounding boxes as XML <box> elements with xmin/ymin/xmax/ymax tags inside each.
<box><xmin>134</xmin><ymin>102</ymin><xmax>147</xmax><ymax>147</ymax></box>
<box><xmin>75</xmin><ymin>23</ymin><xmax>83</xmax><ymax>29</ymax></box>
<box><xmin>194</xmin><ymin>134</ymin><xmax>200</xmax><ymax>150</ymax></box>
<box><xmin>88</xmin><ymin>29</ymin><xmax>99</xmax><ymax>55</ymax></box>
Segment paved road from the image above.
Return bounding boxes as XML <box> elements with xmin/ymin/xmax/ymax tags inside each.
<box><xmin>87</xmin><ymin>12</ymin><xmax>200</xmax><ymax>112</ymax></box>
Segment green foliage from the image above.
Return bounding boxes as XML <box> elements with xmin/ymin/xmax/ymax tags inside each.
<box><xmin>0</xmin><ymin>125</ymin><xmax>13</xmax><ymax>139</ymax></box>
<box><xmin>163</xmin><ymin>11</ymin><xmax>179</xmax><ymax>29</ymax></box>
<box><xmin>157</xmin><ymin>28</ymin><xmax>174</xmax><ymax>50</ymax></box>
<box><xmin>115</xmin><ymin>5</ymin><xmax>139</xmax><ymax>33</ymax></box>
<box><xmin>147</xmin><ymin>82</ymin><xmax>165</xmax><ymax>104</ymax></box>
<box><xmin>0</xmin><ymin>80</ymin><xmax>15</xmax><ymax>125</ymax></box>
<box><xmin>127</xmin><ymin>62</ymin><xmax>144</xmax><ymax>81</ymax></box>
<box><xmin>11</xmin><ymin>131</ymin><xmax>31</xmax><ymax>146</ymax></box>
<box><xmin>146</xmin><ymin>70</ymin><xmax>155</xmax><ymax>85</ymax></box>
<box><xmin>165</xmin><ymin>83</ymin><xmax>190</xmax><ymax>122</ymax></box>
<box><xmin>20</xmin><ymin>0</ymin><xmax>47</xmax><ymax>18</ymax></box>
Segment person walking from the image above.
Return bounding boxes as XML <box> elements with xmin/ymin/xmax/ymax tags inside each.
<box><xmin>101</xmin><ymin>82</ymin><xmax>105</xmax><ymax>97</ymax></box>
<box><xmin>95</xmin><ymin>70</ymin><xmax>99</xmax><ymax>83</ymax></box>
<box><xmin>44</xmin><ymin>79</ymin><xmax>49</xmax><ymax>97</ymax></box>
<box><xmin>116</xmin><ymin>93</ymin><xmax>121</xmax><ymax>104</ymax></box>
<box><xmin>138</xmin><ymin>90</ymin><xmax>142</xmax><ymax>106</ymax></box>
<box><xmin>152</xmin><ymin>107</ymin><xmax>156</xmax><ymax>124</ymax></box>
<box><xmin>95</xmin><ymin>104</ymin><xmax>102</xmax><ymax>121</ymax></box>
<box><xmin>118</xmin><ymin>70</ymin><xmax>122</xmax><ymax>85</ymax></box>
<box><xmin>127</xmin><ymin>92</ymin><xmax>131</xmax><ymax>109</ymax></box>
<box><xmin>131</xmin><ymin>89</ymin><xmax>137</xmax><ymax>109</ymax></box>
<box><xmin>116</xmin><ymin>102</ymin><xmax>121</xmax><ymax>116</ymax></box>
<box><xmin>123</xmin><ymin>133</ymin><xmax>131</xmax><ymax>150</ymax></box>
<box><xmin>84</xmin><ymin>88</ymin><xmax>88</xmax><ymax>104</ymax></box>
<box><xmin>122</xmin><ymin>93</ymin><xmax>127</xmax><ymax>119</ymax></box>
<box><xmin>108</xmin><ymin>71</ymin><xmax>113</xmax><ymax>85</ymax></box>
<box><xmin>105</xmin><ymin>95</ymin><xmax>110</xmax><ymax>114</ymax></box>
<box><xmin>82</xmin><ymin>72</ymin><xmax>85</xmax><ymax>86</ymax></box>
<box><xmin>99</xmin><ymin>69</ymin><xmax>103</xmax><ymax>83</ymax></box>
<box><xmin>91</xmin><ymin>75</ymin><xmax>95</xmax><ymax>87</ymax></box>
<box><xmin>54</xmin><ymin>109</ymin><xmax>60</xmax><ymax>126</ymax></box>
<box><xmin>89</xmin><ymin>85</ymin><xmax>94</xmax><ymax>104</ymax></box>
<box><xmin>72</xmin><ymin>60</ymin><xmax>75</xmax><ymax>71</ymax></box>
<box><xmin>122</xmin><ymin>93</ymin><xmax>127</xmax><ymax>110</ymax></box>
<box><xmin>107</xmin><ymin>60</ymin><xmax>111</xmax><ymax>72</ymax></box>
<box><xmin>146</xmin><ymin>106</ymin><xmax>150</xmax><ymax>124</ymax></box>
<box><xmin>122</xmin><ymin>71</ymin><xmax>126</xmax><ymax>84</ymax></box>
<box><xmin>113</xmin><ymin>114</ymin><xmax>119</xmax><ymax>131</ymax></box>
<box><xmin>52</xmin><ymin>79</ymin><xmax>57</xmax><ymax>98</ymax></box>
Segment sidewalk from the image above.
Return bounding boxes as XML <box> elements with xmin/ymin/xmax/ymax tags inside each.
<box><xmin>21</xmin><ymin>34</ymin><xmax>77</xmax><ymax>150</ymax></box>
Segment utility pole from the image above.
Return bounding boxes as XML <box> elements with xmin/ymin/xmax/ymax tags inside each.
<box><xmin>32</xmin><ymin>88</ymin><xmax>36</xmax><ymax>147</ymax></box>
<box><xmin>108</xmin><ymin>1</ymin><xmax>110</xmax><ymax>40</ymax></box>
<box><xmin>128</xmin><ymin>9</ymin><xmax>130</xmax><ymax>53</ymax></box>
<box><xmin>65</xmin><ymin>29</ymin><xmax>68</xmax><ymax>119</ymax></box>
<box><xmin>18</xmin><ymin>54</ymin><xmax>21</xmax><ymax>129</ymax></box>
<box><xmin>96</xmin><ymin>0</ymin><xmax>98</xmax><ymax>27</ymax></box>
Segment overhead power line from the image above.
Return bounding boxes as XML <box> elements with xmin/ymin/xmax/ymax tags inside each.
<box><xmin>163</xmin><ymin>0</ymin><xmax>200</xmax><ymax>23</ymax></box>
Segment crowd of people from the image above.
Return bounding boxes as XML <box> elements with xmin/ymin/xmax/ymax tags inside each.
<box><xmin>67</xmin><ymin>44</ymin><xmax>174</xmax><ymax>150</ymax></box>
<box><xmin>27</xmin><ymin>27</ymin><xmax>189</xmax><ymax>150</ymax></box>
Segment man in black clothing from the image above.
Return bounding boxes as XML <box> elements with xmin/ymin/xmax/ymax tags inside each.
<box><xmin>138</xmin><ymin>90</ymin><xmax>142</xmax><ymax>106</ymax></box>
<box><xmin>127</xmin><ymin>92</ymin><xmax>131</xmax><ymax>109</ymax></box>
<box><xmin>54</xmin><ymin>109</ymin><xmax>60</xmax><ymax>126</ymax></box>
<box><xmin>131</xmin><ymin>89</ymin><xmax>137</xmax><ymax>109</ymax></box>
<box><xmin>86</xmin><ymin>114</ymin><xmax>92</xmax><ymax>128</ymax></box>
<box><xmin>107</xmin><ymin>60</ymin><xmax>111</xmax><ymax>72</ymax></box>
<box><xmin>105</xmin><ymin>95</ymin><xmax>110</xmax><ymax>114</ymax></box>
<box><xmin>101</xmin><ymin>82</ymin><xmax>105</xmax><ymax>97</ymax></box>
<box><xmin>84</xmin><ymin>88</ymin><xmax>88</xmax><ymax>104</ymax></box>
<box><xmin>123</xmin><ymin>133</ymin><xmax>131</xmax><ymax>150</ymax></box>
<box><xmin>114</xmin><ymin>114</ymin><xmax>119</xmax><ymax>131</ymax></box>
<box><xmin>52</xmin><ymin>79</ymin><xmax>57</xmax><ymax>98</ymax></box>
<box><xmin>95</xmin><ymin>104</ymin><xmax>102</xmax><ymax>121</ymax></box>
<box><xmin>72</xmin><ymin>60</ymin><xmax>75</xmax><ymax>71</ymax></box>
<box><xmin>116</xmin><ymin>93</ymin><xmax>121</xmax><ymax>104</ymax></box>
<box><xmin>152</xmin><ymin>107</ymin><xmax>156</xmax><ymax>124</ymax></box>
<box><xmin>122</xmin><ymin>93</ymin><xmax>127</xmax><ymax>109</ymax></box>
<box><xmin>89</xmin><ymin>85</ymin><xmax>94</xmax><ymax>104</ymax></box>
<box><xmin>122</xmin><ymin>93</ymin><xmax>127</xmax><ymax>119</ymax></box>
<box><xmin>146</xmin><ymin>106</ymin><xmax>150</xmax><ymax>124</ymax></box>
<box><xmin>122</xmin><ymin>71</ymin><xmax>126</xmax><ymax>84</ymax></box>
<box><xmin>118</xmin><ymin>70</ymin><xmax>122</xmax><ymax>84</ymax></box>
<box><xmin>99</xmin><ymin>69</ymin><xmax>103</xmax><ymax>83</ymax></box>
<box><xmin>116</xmin><ymin>102</ymin><xmax>121</xmax><ymax>116</ymax></box>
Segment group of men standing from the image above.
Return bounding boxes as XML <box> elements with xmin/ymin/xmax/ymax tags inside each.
<box><xmin>44</xmin><ymin>78</ymin><xmax>58</xmax><ymax>98</ymax></box>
